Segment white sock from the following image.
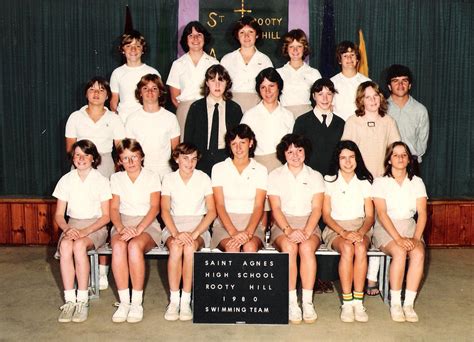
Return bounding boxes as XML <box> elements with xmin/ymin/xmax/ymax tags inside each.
<box><xmin>99</xmin><ymin>264</ymin><xmax>109</xmax><ymax>277</ymax></box>
<box><xmin>302</xmin><ymin>289</ymin><xmax>313</xmax><ymax>304</ymax></box>
<box><xmin>118</xmin><ymin>289</ymin><xmax>130</xmax><ymax>304</ymax></box>
<box><xmin>367</xmin><ymin>257</ymin><xmax>380</xmax><ymax>282</ymax></box>
<box><xmin>289</xmin><ymin>290</ymin><xmax>298</xmax><ymax>305</ymax></box>
<box><xmin>64</xmin><ymin>289</ymin><xmax>76</xmax><ymax>303</ymax></box>
<box><xmin>131</xmin><ymin>290</ymin><xmax>143</xmax><ymax>305</ymax></box>
<box><xmin>170</xmin><ymin>290</ymin><xmax>180</xmax><ymax>305</ymax></box>
<box><xmin>404</xmin><ymin>290</ymin><xmax>417</xmax><ymax>307</ymax></box>
<box><xmin>390</xmin><ymin>289</ymin><xmax>402</xmax><ymax>307</ymax></box>
<box><xmin>181</xmin><ymin>291</ymin><xmax>191</xmax><ymax>305</ymax></box>
<box><xmin>77</xmin><ymin>290</ymin><xmax>89</xmax><ymax>303</ymax></box>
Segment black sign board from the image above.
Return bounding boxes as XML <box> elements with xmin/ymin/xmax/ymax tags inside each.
<box><xmin>193</xmin><ymin>252</ymin><xmax>289</xmax><ymax>324</ymax></box>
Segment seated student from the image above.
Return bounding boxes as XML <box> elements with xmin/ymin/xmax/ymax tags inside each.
<box><xmin>268</xmin><ymin>134</ymin><xmax>324</xmax><ymax>324</ymax></box>
<box><xmin>161</xmin><ymin>143</ymin><xmax>216</xmax><ymax>321</ymax></box>
<box><xmin>184</xmin><ymin>64</ymin><xmax>243</xmax><ymax>176</ymax></box>
<box><xmin>54</xmin><ymin>140</ymin><xmax>111</xmax><ymax>323</ymax></box>
<box><xmin>372</xmin><ymin>142</ymin><xmax>427</xmax><ymax>323</ymax></box>
<box><xmin>210</xmin><ymin>124</ymin><xmax>267</xmax><ymax>252</ymax></box>
<box><xmin>322</xmin><ymin>140</ymin><xmax>374</xmax><ymax>323</ymax></box>
<box><xmin>109</xmin><ymin>139</ymin><xmax>161</xmax><ymax>323</ymax></box>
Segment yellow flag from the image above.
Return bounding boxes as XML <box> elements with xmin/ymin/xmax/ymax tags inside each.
<box><xmin>358</xmin><ymin>29</ymin><xmax>369</xmax><ymax>77</ymax></box>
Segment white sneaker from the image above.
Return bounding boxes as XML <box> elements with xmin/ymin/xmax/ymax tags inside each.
<box><xmin>302</xmin><ymin>302</ymin><xmax>317</xmax><ymax>323</ymax></box>
<box><xmin>340</xmin><ymin>303</ymin><xmax>355</xmax><ymax>323</ymax></box>
<box><xmin>179</xmin><ymin>302</ymin><xmax>193</xmax><ymax>321</ymax></box>
<box><xmin>127</xmin><ymin>304</ymin><xmax>143</xmax><ymax>323</ymax></box>
<box><xmin>72</xmin><ymin>301</ymin><xmax>89</xmax><ymax>323</ymax></box>
<box><xmin>390</xmin><ymin>304</ymin><xmax>406</xmax><ymax>322</ymax></box>
<box><xmin>288</xmin><ymin>303</ymin><xmax>302</xmax><ymax>324</ymax></box>
<box><xmin>99</xmin><ymin>274</ymin><xmax>109</xmax><ymax>290</ymax></box>
<box><xmin>58</xmin><ymin>301</ymin><xmax>76</xmax><ymax>323</ymax></box>
<box><xmin>353</xmin><ymin>302</ymin><xmax>369</xmax><ymax>322</ymax></box>
<box><xmin>164</xmin><ymin>303</ymin><xmax>180</xmax><ymax>321</ymax></box>
<box><xmin>112</xmin><ymin>302</ymin><xmax>130</xmax><ymax>323</ymax></box>
<box><xmin>403</xmin><ymin>305</ymin><xmax>419</xmax><ymax>322</ymax></box>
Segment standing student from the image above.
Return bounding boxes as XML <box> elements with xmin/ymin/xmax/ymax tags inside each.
<box><xmin>331</xmin><ymin>41</ymin><xmax>370</xmax><ymax>121</ymax></box>
<box><xmin>210</xmin><ymin>124</ymin><xmax>267</xmax><ymax>252</ymax></box>
<box><xmin>277</xmin><ymin>29</ymin><xmax>321</xmax><ymax>119</ymax></box>
<box><xmin>268</xmin><ymin>134</ymin><xmax>324</xmax><ymax>324</ymax></box>
<box><xmin>161</xmin><ymin>143</ymin><xmax>216</xmax><ymax>321</ymax></box>
<box><xmin>54</xmin><ymin>140</ymin><xmax>111</xmax><ymax>323</ymax></box>
<box><xmin>110</xmin><ymin>139</ymin><xmax>161</xmax><ymax>323</ymax></box>
<box><xmin>221</xmin><ymin>16</ymin><xmax>273</xmax><ymax>113</ymax></box>
<box><xmin>342</xmin><ymin>81</ymin><xmax>400</xmax><ymax>295</ymax></box>
<box><xmin>126</xmin><ymin>74</ymin><xmax>180</xmax><ymax>178</ymax></box>
<box><xmin>184</xmin><ymin>64</ymin><xmax>243</xmax><ymax>176</ymax></box>
<box><xmin>372</xmin><ymin>142</ymin><xmax>427</xmax><ymax>323</ymax></box>
<box><xmin>110</xmin><ymin>30</ymin><xmax>160</xmax><ymax>123</ymax></box>
<box><xmin>167</xmin><ymin>21</ymin><xmax>219</xmax><ymax>137</ymax></box>
<box><xmin>241</xmin><ymin>67</ymin><xmax>294</xmax><ymax>173</ymax></box>
<box><xmin>322</xmin><ymin>140</ymin><xmax>374</xmax><ymax>323</ymax></box>
<box><xmin>65</xmin><ymin>76</ymin><xmax>126</xmax><ymax>290</ymax></box>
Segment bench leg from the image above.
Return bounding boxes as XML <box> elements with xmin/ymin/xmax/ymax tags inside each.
<box><xmin>88</xmin><ymin>252</ymin><xmax>100</xmax><ymax>300</ymax></box>
<box><xmin>383</xmin><ymin>256</ymin><xmax>391</xmax><ymax>304</ymax></box>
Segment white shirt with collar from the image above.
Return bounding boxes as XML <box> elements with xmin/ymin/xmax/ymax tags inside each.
<box><xmin>206</xmin><ymin>97</ymin><xmax>227</xmax><ymax>149</ymax></box>
<box><xmin>166</xmin><ymin>52</ymin><xmax>219</xmax><ymax>102</ymax></box>
<box><xmin>324</xmin><ymin>172</ymin><xmax>372</xmax><ymax>220</ymax></box>
<box><xmin>211</xmin><ymin>158</ymin><xmax>268</xmax><ymax>214</ymax></box>
<box><xmin>220</xmin><ymin>48</ymin><xmax>273</xmax><ymax>93</ymax></box>
<box><xmin>162</xmin><ymin>169</ymin><xmax>213</xmax><ymax>216</ymax></box>
<box><xmin>241</xmin><ymin>102</ymin><xmax>294</xmax><ymax>155</ymax></box>
<box><xmin>65</xmin><ymin>105</ymin><xmax>126</xmax><ymax>154</ymax></box>
<box><xmin>371</xmin><ymin>175</ymin><xmax>427</xmax><ymax>220</ymax></box>
<box><xmin>52</xmin><ymin>168</ymin><xmax>112</xmax><ymax>219</ymax></box>
<box><xmin>331</xmin><ymin>72</ymin><xmax>371</xmax><ymax>121</ymax></box>
<box><xmin>110</xmin><ymin>168</ymin><xmax>161</xmax><ymax>217</ymax></box>
<box><xmin>313</xmin><ymin>107</ymin><xmax>335</xmax><ymax>127</ymax></box>
<box><xmin>277</xmin><ymin>62</ymin><xmax>321</xmax><ymax>106</ymax></box>
<box><xmin>268</xmin><ymin>164</ymin><xmax>325</xmax><ymax>216</ymax></box>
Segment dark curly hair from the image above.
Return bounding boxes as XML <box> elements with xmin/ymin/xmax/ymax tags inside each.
<box><xmin>224</xmin><ymin>124</ymin><xmax>257</xmax><ymax>159</ymax></box>
<box><xmin>276</xmin><ymin>134</ymin><xmax>312</xmax><ymax>165</ymax></box>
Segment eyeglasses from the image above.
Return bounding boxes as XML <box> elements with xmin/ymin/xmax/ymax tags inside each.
<box><xmin>121</xmin><ymin>155</ymin><xmax>140</xmax><ymax>163</ymax></box>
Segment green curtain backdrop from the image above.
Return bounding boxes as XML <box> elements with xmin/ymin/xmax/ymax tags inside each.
<box><xmin>0</xmin><ymin>0</ymin><xmax>178</xmax><ymax>196</ymax></box>
<box><xmin>309</xmin><ymin>0</ymin><xmax>473</xmax><ymax>198</ymax></box>
<box><xmin>0</xmin><ymin>0</ymin><xmax>472</xmax><ymax>198</ymax></box>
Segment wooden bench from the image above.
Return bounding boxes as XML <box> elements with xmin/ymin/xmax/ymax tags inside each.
<box><xmin>88</xmin><ymin>244</ymin><xmax>391</xmax><ymax>303</ymax></box>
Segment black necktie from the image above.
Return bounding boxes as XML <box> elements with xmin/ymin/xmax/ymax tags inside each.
<box><xmin>322</xmin><ymin>114</ymin><xmax>327</xmax><ymax>127</ymax></box>
<box><xmin>209</xmin><ymin>103</ymin><xmax>219</xmax><ymax>151</ymax></box>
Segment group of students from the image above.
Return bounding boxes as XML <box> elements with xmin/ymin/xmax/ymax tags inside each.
<box><xmin>54</xmin><ymin>15</ymin><xmax>428</xmax><ymax>325</ymax></box>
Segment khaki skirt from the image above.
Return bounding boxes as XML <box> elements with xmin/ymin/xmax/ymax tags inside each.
<box><xmin>176</xmin><ymin>100</ymin><xmax>195</xmax><ymax>140</ymax></box>
<box><xmin>322</xmin><ymin>217</ymin><xmax>372</xmax><ymax>251</ymax></box>
<box><xmin>284</xmin><ymin>104</ymin><xmax>312</xmax><ymax>120</ymax></box>
<box><xmin>55</xmin><ymin>218</ymin><xmax>108</xmax><ymax>259</ymax></box>
<box><xmin>373</xmin><ymin>218</ymin><xmax>420</xmax><ymax>249</ymax></box>
<box><xmin>232</xmin><ymin>93</ymin><xmax>261</xmax><ymax>113</ymax></box>
<box><xmin>110</xmin><ymin>214</ymin><xmax>162</xmax><ymax>246</ymax></box>
<box><xmin>270</xmin><ymin>215</ymin><xmax>321</xmax><ymax>245</ymax></box>
<box><xmin>254</xmin><ymin>153</ymin><xmax>282</xmax><ymax>173</ymax></box>
<box><xmin>210</xmin><ymin>213</ymin><xmax>265</xmax><ymax>249</ymax></box>
<box><xmin>162</xmin><ymin>215</ymin><xmax>211</xmax><ymax>248</ymax></box>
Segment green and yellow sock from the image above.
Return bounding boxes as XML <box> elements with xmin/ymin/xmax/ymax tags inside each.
<box><xmin>342</xmin><ymin>292</ymin><xmax>353</xmax><ymax>304</ymax></box>
<box><xmin>353</xmin><ymin>291</ymin><xmax>364</xmax><ymax>303</ymax></box>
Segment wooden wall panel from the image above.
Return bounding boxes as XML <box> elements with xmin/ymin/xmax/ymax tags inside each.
<box><xmin>0</xmin><ymin>203</ymin><xmax>10</xmax><ymax>244</ymax></box>
<box><xmin>460</xmin><ymin>205</ymin><xmax>472</xmax><ymax>245</ymax></box>
<box><xmin>24</xmin><ymin>203</ymin><xmax>38</xmax><ymax>244</ymax></box>
<box><xmin>10</xmin><ymin>204</ymin><xmax>26</xmax><ymax>244</ymax></box>
<box><xmin>446</xmin><ymin>204</ymin><xmax>462</xmax><ymax>246</ymax></box>
<box><xmin>429</xmin><ymin>204</ymin><xmax>447</xmax><ymax>246</ymax></box>
<box><xmin>37</xmin><ymin>204</ymin><xmax>52</xmax><ymax>244</ymax></box>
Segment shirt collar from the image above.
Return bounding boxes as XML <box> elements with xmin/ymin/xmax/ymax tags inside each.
<box><xmin>313</xmin><ymin>107</ymin><xmax>333</xmax><ymax>125</ymax></box>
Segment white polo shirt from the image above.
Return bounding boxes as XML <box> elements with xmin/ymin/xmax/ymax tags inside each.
<box><xmin>110</xmin><ymin>168</ymin><xmax>161</xmax><ymax>216</ymax></box>
<box><xmin>241</xmin><ymin>102</ymin><xmax>294</xmax><ymax>155</ymax></box>
<box><xmin>65</xmin><ymin>105</ymin><xmax>126</xmax><ymax>154</ymax></box>
<box><xmin>110</xmin><ymin>63</ymin><xmax>160</xmax><ymax>123</ymax></box>
<box><xmin>220</xmin><ymin>49</ymin><xmax>273</xmax><ymax>93</ymax></box>
<box><xmin>268</xmin><ymin>164</ymin><xmax>325</xmax><ymax>216</ymax></box>
<box><xmin>331</xmin><ymin>72</ymin><xmax>371</xmax><ymax>121</ymax></box>
<box><xmin>371</xmin><ymin>175</ymin><xmax>427</xmax><ymax>220</ymax></box>
<box><xmin>166</xmin><ymin>52</ymin><xmax>219</xmax><ymax>102</ymax></box>
<box><xmin>325</xmin><ymin>172</ymin><xmax>372</xmax><ymax>220</ymax></box>
<box><xmin>211</xmin><ymin>158</ymin><xmax>267</xmax><ymax>214</ymax></box>
<box><xmin>125</xmin><ymin>108</ymin><xmax>180</xmax><ymax>177</ymax></box>
<box><xmin>161</xmin><ymin>169</ymin><xmax>213</xmax><ymax>216</ymax></box>
<box><xmin>277</xmin><ymin>62</ymin><xmax>321</xmax><ymax>106</ymax></box>
<box><xmin>52</xmin><ymin>168</ymin><xmax>112</xmax><ymax>219</ymax></box>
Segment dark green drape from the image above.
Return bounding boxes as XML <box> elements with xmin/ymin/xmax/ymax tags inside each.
<box><xmin>309</xmin><ymin>0</ymin><xmax>473</xmax><ymax>198</ymax></box>
<box><xmin>0</xmin><ymin>0</ymin><xmax>178</xmax><ymax>196</ymax></box>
